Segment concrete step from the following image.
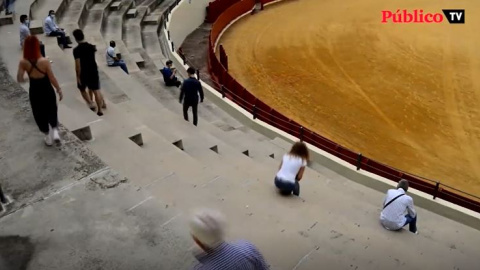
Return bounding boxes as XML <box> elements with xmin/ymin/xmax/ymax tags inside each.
<box><xmin>144</xmin><ymin>166</ymin><xmax>316</xmax><ymax>269</ymax></box>
<box><xmin>0</xmin><ymin>14</ymin><xmax>14</xmax><ymax>26</ymax></box>
<box><xmin>116</xmin><ymin>101</ymin><xmax>190</xmax><ymax>143</ymax></box>
<box><xmin>29</xmin><ymin>19</ymin><xmax>44</xmax><ymax>34</ymax></box>
<box><xmin>109</xmin><ymin>1</ymin><xmax>122</xmax><ymax>10</ymax></box>
<box><xmin>82</xmin><ymin>8</ymin><xmax>107</xmax><ymax>33</ymax></box>
<box><xmin>100</xmin><ymin>0</ymin><xmax>141</xmax><ymax>73</ymax></box>
<box><xmin>142</xmin><ymin>24</ymin><xmax>163</xmax><ymax>57</ymax></box>
<box><xmin>103</xmin><ymin>0</ymin><xmax>133</xmax><ymax>41</ymax></box>
<box><xmin>130</xmin><ymin>51</ymin><xmax>145</xmax><ymax>68</ymax></box>
<box><xmin>31</xmin><ymin>0</ymin><xmax>64</xmax><ymax>21</ymax></box>
<box><xmin>60</xmin><ymin>0</ymin><xmax>93</xmax><ymax>31</ymax></box>
<box><xmin>123</xmin><ymin>6</ymin><xmax>147</xmax><ymax>49</ymax></box>
<box><xmin>206</xmin><ymin>128</ymin><xmax>282</xmax><ymax>160</ymax></box>
<box><xmin>142</xmin><ymin>14</ymin><xmax>160</xmax><ymax>25</ymax></box>
<box><xmin>126</xmin><ymin>8</ymin><xmax>137</xmax><ymax>18</ymax></box>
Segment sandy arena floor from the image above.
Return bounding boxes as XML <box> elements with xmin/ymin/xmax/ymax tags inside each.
<box><xmin>219</xmin><ymin>0</ymin><xmax>480</xmax><ymax>198</ymax></box>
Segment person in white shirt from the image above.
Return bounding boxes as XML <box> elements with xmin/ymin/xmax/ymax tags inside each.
<box><xmin>106</xmin><ymin>40</ymin><xmax>129</xmax><ymax>74</ymax></box>
<box><xmin>20</xmin><ymin>14</ymin><xmax>46</xmax><ymax>57</ymax></box>
<box><xmin>380</xmin><ymin>179</ymin><xmax>418</xmax><ymax>234</ymax></box>
<box><xmin>44</xmin><ymin>10</ymin><xmax>71</xmax><ymax>49</ymax></box>
<box><xmin>275</xmin><ymin>141</ymin><xmax>309</xmax><ymax>196</ymax></box>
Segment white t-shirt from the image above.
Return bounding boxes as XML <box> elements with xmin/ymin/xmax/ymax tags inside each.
<box><xmin>106</xmin><ymin>46</ymin><xmax>115</xmax><ymax>65</ymax></box>
<box><xmin>276</xmin><ymin>154</ymin><xmax>307</xmax><ymax>183</ymax></box>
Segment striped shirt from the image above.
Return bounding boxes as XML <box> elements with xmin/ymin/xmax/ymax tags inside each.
<box><xmin>380</xmin><ymin>188</ymin><xmax>416</xmax><ymax>230</ymax></box>
<box><xmin>193</xmin><ymin>241</ymin><xmax>269</xmax><ymax>270</ymax></box>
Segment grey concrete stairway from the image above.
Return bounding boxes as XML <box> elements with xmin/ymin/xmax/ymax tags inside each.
<box><xmin>1</xmin><ymin>0</ymin><xmax>479</xmax><ymax>268</ymax></box>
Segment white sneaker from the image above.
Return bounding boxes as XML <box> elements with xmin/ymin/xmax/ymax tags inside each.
<box><xmin>52</xmin><ymin>128</ymin><xmax>61</xmax><ymax>144</ymax></box>
<box><xmin>44</xmin><ymin>134</ymin><xmax>53</xmax><ymax>146</ymax></box>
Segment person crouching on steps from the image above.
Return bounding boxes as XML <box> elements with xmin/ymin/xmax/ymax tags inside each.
<box><xmin>275</xmin><ymin>141</ymin><xmax>309</xmax><ymax>196</ymax></box>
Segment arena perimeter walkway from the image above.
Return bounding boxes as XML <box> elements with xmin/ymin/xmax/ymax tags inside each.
<box><xmin>219</xmin><ymin>0</ymin><xmax>480</xmax><ymax>198</ymax></box>
<box><xmin>0</xmin><ymin>0</ymin><xmax>479</xmax><ymax>269</ymax></box>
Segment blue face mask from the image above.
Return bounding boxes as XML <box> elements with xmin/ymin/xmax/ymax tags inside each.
<box><xmin>25</xmin><ymin>20</ymin><xmax>30</xmax><ymax>27</ymax></box>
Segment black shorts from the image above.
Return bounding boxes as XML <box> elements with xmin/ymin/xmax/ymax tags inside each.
<box><xmin>78</xmin><ymin>75</ymin><xmax>100</xmax><ymax>91</ymax></box>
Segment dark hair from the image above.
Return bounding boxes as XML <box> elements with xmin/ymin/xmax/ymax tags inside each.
<box><xmin>187</xmin><ymin>67</ymin><xmax>196</xmax><ymax>75</ymax></box>
<box><xmin>166</xmin><ymin>60</ymin><xmax>173</xmax><ymax>66</ymax></box>
<box><xmin>110</xmin><ymin>40</ymin><xmax>116</xmax><ymax>47</ymax></box>
<box><xmin>72</xmin><ymin>29</ymin><xmax>84</xmax><ymax>42</ymax></box>
<box><xmin>288</xmin><ymin>141</ymin><xmax>309</xmax><ymax>161</ymax></box>
<box><xmin>49</xmin><ymin>10</ymin><xmax>55</xmax><ymax>15</ymax></box>
<box><xmin>20</xmin><ymin>15</ymin><xmax>28</xmax><ymax>23</ymax></box>
<box><xmin>397</xmin><ymin>179</ymin><xmax>409</xmax><ymax>192</ymax></box>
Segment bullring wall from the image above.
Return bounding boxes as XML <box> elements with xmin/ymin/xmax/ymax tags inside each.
<box><xmin>168</xmin><ymin>0</ymin><xmax>211</xmax><ymax>48</ymax></box>
<box><xmin>161</xmin><ymin>0</ymin><xmax>480</xmax><ymax>230</ymax></box>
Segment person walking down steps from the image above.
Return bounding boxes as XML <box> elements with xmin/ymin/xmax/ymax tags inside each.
<box><xmin>17</xmin><ymin>36</ymin><xmax>63</xmax><ymax>146</ymax></box>
<box><xmin>179</xmin><ymin>67</ymin><xmax>204</xmax><ymax>126</ymax></box>
<box><xmin>73</xmin><ymin>29</ymin><xmax>106</xmax><ymax>116</ymax></box>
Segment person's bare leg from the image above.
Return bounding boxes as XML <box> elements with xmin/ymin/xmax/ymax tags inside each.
<box><xmin>88</xmin><ymin>89</ymin><xmax>95</xmax><ymax>103</ymax></box>
<box><xmin>80</xmin><ymin>91</ymin><xmax>95</xmax><ymax>110</ymax></box>
<box><xmin>93</xmin><ymin>90</ymin><xmax>105</xmax><ymax>116</ymax></box>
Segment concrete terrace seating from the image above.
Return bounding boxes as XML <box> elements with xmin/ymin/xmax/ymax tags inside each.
<box><xmin>0</xmin><ymin>13</ymin><xmax>14</xmax><ymax>26</ymax></box>
<box><xmin>142</xmin><ymin>14</ymin><xmax>160</xmax><ymax>24</ymax></box>
<box><xmin>123</xmin><ymin>6</ymin><xmax>146</xmax><ymax>49</ymax></box>
<box><xmin>29</xmin><ymin>19</ymin><xmax>44</xmax><ymax>34</ymax></box>
<box><xmin>0</xmin><ymin>0</ymin><xmax>480</xmax><ymax>268</ymax></box>
<box><xmin>102</xmin><ymin>0</ymin><xmax>141</xmax><ymax>73</ymax></box>
<box><xmin>130</xmin><ymin>51</ymin><xmax>145</xmax><ymax>67</ymax></box>
<box><xmin>126</xmin><ymin>8</ymin><xmax>137</xmax><ymax>18</ymax></box>
<box><xmin>109</xmin><ymin>0</ymin><xmax>122</xmax><ymax>10</ymax></box>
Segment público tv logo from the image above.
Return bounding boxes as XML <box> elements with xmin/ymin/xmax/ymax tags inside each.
<box><xmin>381</xmin><ymin>9</ymin><xmax>465</xmax><ymax>24</ymax></box>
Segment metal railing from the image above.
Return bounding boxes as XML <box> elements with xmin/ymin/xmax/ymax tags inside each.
<box><xmin>205</xmin><ymin>0</ymin><xmax>480</xmax><ymax>213</ymax></box>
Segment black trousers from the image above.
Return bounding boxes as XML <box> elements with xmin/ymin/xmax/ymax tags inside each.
<box><xmin>4</xmin><ymin>0</ymin><xmax>11</xmax><ymax>12</ymax></box>
<box><xmin>49</xmin><ymin>30</ymin><xmax>67</xmax><ymax>47</ymax></box>
<box><xmin>183</xmin><ymin>102</ymin><xmax>198</xmax><ymax>126</ymax></box>
<box><xmin>40</xmin><ymin>43</ymin><xmax>45</xmax><ymax>57</ymax></box>
<box><xmin>166</xmin><ymin>77</ymin><xmax>181</xmax><ymax>87</ymax></box>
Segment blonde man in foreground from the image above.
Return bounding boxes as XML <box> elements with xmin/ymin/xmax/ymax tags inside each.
<box><xmin>189</xmin><ymin>209</ymin><xmax>269</xmax><ymax>270</ymax></box>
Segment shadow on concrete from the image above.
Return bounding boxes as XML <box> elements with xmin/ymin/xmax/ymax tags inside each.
<box><xmin>180</xmin><ymin>23</ymin><xmax>214</xmax><ymax>85</ymax></box>
<box><xmin>0</xmin><ymin>235</ymin><xmax>35</xmax><ymax>270</ymax></box>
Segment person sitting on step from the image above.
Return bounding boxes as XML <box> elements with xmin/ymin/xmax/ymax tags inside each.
<box><xmin>274</xmin><ymin>141</ymin><xmax>309</xmax><ymax>196</ymax></box>
<box><xmin>161</xmin><ymin>60</ymin><xmax>181</xmax><ymax>87</ymax></box>
<box><xmin>44</xmin><ymin>10</ymin><xmax>71</xmax><ymax>49</ymax></box>
<box><xmin>106</xmin><ymin>40</ymin><xmax>129</xmax><ymax>74</ymax></box>
<box><xmin>20</xmin><ymin>14</ymin><xmax>46</xmax><ymax>58</ymax></box>
<box><xmin>380</xmin><ymin>179</ymin><xmax>419</xmax><ymax>234</ymax></box>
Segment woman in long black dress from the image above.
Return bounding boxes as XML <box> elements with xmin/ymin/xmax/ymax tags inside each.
<box><xmin>17</xmin><ymin>35</ymin><xmax>63</xmax><ymax>146</ymax></box>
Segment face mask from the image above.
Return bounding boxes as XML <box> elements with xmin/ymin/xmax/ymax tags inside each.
<box><xmin>25</xmin><ymin>20</ymin><xmax>30</xmax><ymax>27</ymax></box>
<box><xmin>50</xmin><ymin>14</ymin><xmax>55</xmax><ymax>18</ymax></box>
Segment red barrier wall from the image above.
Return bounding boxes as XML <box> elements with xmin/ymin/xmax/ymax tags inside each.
<box><xmin>206</xmin><ymin>0</ymin><xmax>480</xmax><ymax>213</ymax></box>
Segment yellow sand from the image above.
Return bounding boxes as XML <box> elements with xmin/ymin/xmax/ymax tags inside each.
<box><xmin>219</xmin><ymin>0</ymin><xmax>480</xmax><ymax>198</ymax></box>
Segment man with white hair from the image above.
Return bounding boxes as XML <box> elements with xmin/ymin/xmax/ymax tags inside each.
<box><xmin>189</xmin><ymin>209</ymin><xmax>269</xmax><ymax>269</ymax></box>
<box><xmin>380</xmin><ymin>179</ymin><xmax>418</xmax><ymax>234</ymax></box>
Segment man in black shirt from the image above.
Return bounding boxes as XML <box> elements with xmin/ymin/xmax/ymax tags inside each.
<box><xmin>72</xmin><ymin>29</ymin><xmax>105</xmax><ymax>116</ymax></box>
<box><xmin>179</xmin><ymin>67</ymin><xmax>204</xmax><ymax>126</ymax></box>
